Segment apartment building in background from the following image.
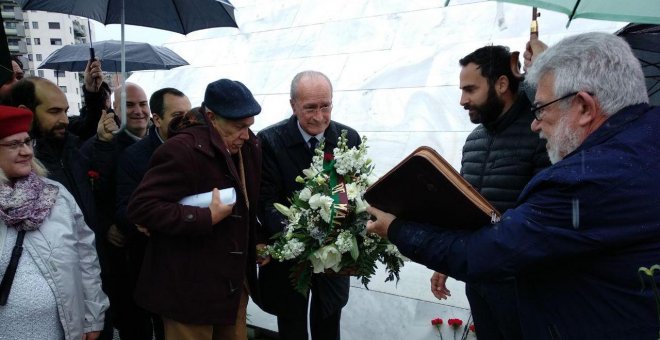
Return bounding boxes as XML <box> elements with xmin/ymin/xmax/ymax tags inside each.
<box><xmin>2</xmin><ymin>0</ymin><xmax>94</xmax><ymax>115</ymax></box>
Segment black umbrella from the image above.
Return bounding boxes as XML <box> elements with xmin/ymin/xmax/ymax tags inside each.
<box><xmin>14</xmin><ymin>0</ymin><xmax>237</xmax><ymax>35</ymax></box>
<box><xmin>39</xmin><ymin>40</ymin><xmax>188</xmax><ymax>72</ymax></box>
<box><xmin>616</xmin><ymin>24</ymin><xmax>660</xmax><ymax>106</ymax></box>
<box><xmin>15</xmin><ymin>0</ymin><xmax>238</xmax><ymax>132</ymax></box>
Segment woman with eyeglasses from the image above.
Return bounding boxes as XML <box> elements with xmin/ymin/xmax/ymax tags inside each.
<box><xmin>0</xmin><ymin>106</ymin><xmax>108</xmax><ymax>339</ymax></box>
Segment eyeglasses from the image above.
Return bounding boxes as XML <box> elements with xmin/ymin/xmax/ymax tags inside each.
<box><xmin>0</xmin><ymin>137</ymin><xmax>36</xmax><ymax>151</ymax></box>
<box><xmin>531</xmin><ymin>92</ymin><xmax>580</xmax><ymax>121</ymax></box>
<box><xmin>302</xmin><ymin>103</ymin><xmax>332</xmax><ymax>115</ymax></box>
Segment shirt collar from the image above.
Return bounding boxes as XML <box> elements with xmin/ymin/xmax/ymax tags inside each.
<box><xmin>296</xmin><ymin>120</ymin><xmax>324</xmax><ymax>144</ymax></box>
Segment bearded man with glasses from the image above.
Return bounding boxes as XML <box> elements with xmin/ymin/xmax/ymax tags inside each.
<box><xmin>367</xmin><ymin>32</ymin><xmax>660</xmax><ymax>339</ymax></box>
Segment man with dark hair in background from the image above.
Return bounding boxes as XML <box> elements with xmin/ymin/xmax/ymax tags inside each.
<box><xmin>429</xmin><ymin>45</ymin><xmax>550</xmax><ymax>339</ymax></box>
<box><xmin>114</xmin><ymin>87</ymin><xmax>191</xmax><ymax>339</ymax></box>
<box><xmin>0</xmin><ymin>57</ymin><xmax>25</xmax><ymax>102</ymax></box>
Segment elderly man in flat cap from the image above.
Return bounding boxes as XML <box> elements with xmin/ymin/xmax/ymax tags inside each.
<box><xmin>128</xmin><ymin>79</ymin><xmax>268</xmax><ymax>340</ymax></box>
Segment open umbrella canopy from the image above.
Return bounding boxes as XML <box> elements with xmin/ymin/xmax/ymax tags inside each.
<box><xmin>39</xmin><ymin>40</ymin><xmax>188</xmax><ymax>72</ymax></box>
<box><xmin>15</xmin><ymin>0</ymin><xmax>239</xmax><ymax>133</ymax></box>
<box><xmin>616</xmin><ymin>24</ymin><xmax>660</xmax><ymax>106</ymax></box>
<box><xmin>487</xmin><ymin>0</ymin><xmax>660</xmax><ymax>26</ymax></box>
<box><xmin>14</xmin><ymin>0</ymin><xmax>237</xmax><ymax>34</ymax></box>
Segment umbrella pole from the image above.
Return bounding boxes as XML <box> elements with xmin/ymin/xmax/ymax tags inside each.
<box><xmin>118</xmin><ymin>0</ymin><xmax>127</xmax><ymax>133</ymax></box>
<box><xmin>88</xmin><ymin>18</ymin><xmax>95</xmax><ymax>61</ymax></box>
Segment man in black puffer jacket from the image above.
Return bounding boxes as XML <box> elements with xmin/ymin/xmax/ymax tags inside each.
<box><xmin>431</xmin><ymin>45</ymin><xmax>550</xmax><ymax>340</ymax></box>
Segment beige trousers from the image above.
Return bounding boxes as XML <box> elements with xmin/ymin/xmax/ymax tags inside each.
<box><xmin>163</xmin><ymin>285</ymin><xmax>249</xmax><ymax>340</ymax></box>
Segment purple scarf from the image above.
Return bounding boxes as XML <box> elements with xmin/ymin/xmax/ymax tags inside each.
<box><xmin>0</xmin><ymin>172</ymin><xmax>58</xmax><ymax>231</ymax></box>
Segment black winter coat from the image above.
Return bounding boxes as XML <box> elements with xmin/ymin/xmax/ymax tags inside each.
<box><xmin>257</xmin><ymin>115</ymin><xmax>361</xmax><ymax>317</ymax></box>
<box><xmin>35</xmin><ymin>134</ymin><xmax>99</xmax><ymax>232</ymax></box>
<box><xmin>461</xmin><ymin>94</ymin><xmax>550</xmax><ymax>212</ymax></box>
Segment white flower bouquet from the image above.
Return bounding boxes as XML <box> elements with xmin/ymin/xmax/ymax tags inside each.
<box><xmin>264</xmin><ymin>130</ymin><xmax>406</xmax><ymax>295</ymax></box>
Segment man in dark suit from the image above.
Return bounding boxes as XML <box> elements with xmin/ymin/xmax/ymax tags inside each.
<box><xmin>114</xmin><ymin>87</ymin><xmax>191</xmax><ymax>340</ymax></box>
<box><xmin>257</xmin><ymin>70</ymin><xmax>361</xmax><ymax>340</ymax></box>
<box><xmin>82</xmin><ymin>81</ymin><xmax>151</xmax><ymax>339</ymax></box>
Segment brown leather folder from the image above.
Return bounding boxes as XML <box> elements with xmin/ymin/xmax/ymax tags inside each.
<box><xmin>364</xmin><ymin>146</ymin><xmax>499</xmax><ymax>229</ymax></box>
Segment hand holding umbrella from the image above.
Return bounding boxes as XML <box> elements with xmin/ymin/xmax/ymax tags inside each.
<box><xmin>84</xmin><ymin>58</ymin><xmax>103</xmax><ymax>93</ymax></box>
<box><xmin>512</xmin><ymin>8</ymin><xmax>544</xmax><ymax>78</ymax></box>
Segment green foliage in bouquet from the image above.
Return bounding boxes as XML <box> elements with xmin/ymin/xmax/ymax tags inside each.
<box><xmin>264</xmin><ymin>130</ymin><xmax>406</xmax><ymax>296</ymax></box>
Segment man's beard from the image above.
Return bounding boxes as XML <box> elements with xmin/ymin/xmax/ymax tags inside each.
<box><xmin>541</xmin><ymin>114</ymin><xmax>582</xmax><ymax>164</ymax></box>
<box><xmin>465</xmin><ymin>86</ymin><xmax>505</xmax><ymax>124</ymax></box>
<box><xmin>34</xmin><ymin>120</ymin><xmax>68</xmax><ymax>140</ymax></box>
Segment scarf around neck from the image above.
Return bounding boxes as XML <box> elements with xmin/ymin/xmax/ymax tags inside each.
<box><xmin>0</xmin><ymin>172</ymin><xmax>58</xmax><ymax>231</ymax></box>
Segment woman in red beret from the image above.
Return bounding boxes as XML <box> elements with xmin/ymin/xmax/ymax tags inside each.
<box><xmin>0</xmin><ymin>105</ymin><xmax>108</xmax><ymax>339</ymax></box>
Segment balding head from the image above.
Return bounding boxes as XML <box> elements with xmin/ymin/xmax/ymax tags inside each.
<box><xmin>114</xmin><ymin>82</ymin><xmax>150</xmax><ymax>137</ymax></box>
<box><xmin>9</xmin><ymin>77</ymin><xmax>69</xmax><ymax>139</ymax></box>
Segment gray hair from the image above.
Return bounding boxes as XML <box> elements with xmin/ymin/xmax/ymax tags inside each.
<box><xmin>290</xmin><ymin>71</ymin><xmax>333</xmax><ymax>100</ymax></box>
<box><xmin>0</xmin><ymin>158</ymin><xmax>48</xmax><ymax>184</ymax></box>
<box><xmin>526</xmin><ymin>32</ymin><xmax>648</xmax><ymax>116</ymax></box>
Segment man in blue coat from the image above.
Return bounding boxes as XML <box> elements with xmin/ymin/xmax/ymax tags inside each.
<box><xmin>367</xmin><ymin>32</ymin><xmax>660</xmax><ymax>339</ymax></box>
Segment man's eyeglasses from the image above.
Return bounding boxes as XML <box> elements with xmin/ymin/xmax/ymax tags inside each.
<box><xmin>0</xmin><ymin>137</ymin><xmax>36</xmax><ymax>151</ymax></box>
<box><xmin>302</xmin><ymin>103</ymin><xmax>332</xmax><ymax>115</ymax></box>
<box><xmin>531</xmin><ymin>92</ymin><xmax>580</xmax><ymax>121</ymax></box>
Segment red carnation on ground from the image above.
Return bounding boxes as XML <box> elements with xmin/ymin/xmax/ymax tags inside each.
<box><xmin>447</xmin><ymin>318</ymin><xmax>463</xmax><ymax>328</ymax></box>
<box><xmin>469</xmin><ymin>324</ymin><xmax>476</xmax><ymax>332</ymax></box>
<box><xmin>430</xmin><ymin>317</ymin><xmax>444</xmax><ymax>339</ymax></box>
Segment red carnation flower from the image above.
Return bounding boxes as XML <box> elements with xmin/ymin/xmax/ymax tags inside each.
<box><xmin>88</xmin><ymin>170</ymin><xmax>100</xmax><ymax>190</ymax></box>
<box><xmin>447</xmin><ymin>318</ymin><xmax>463</xmax><ymax>328</ymax></box>
<box><xmin>431</xmin><ymin>317</ymin><xmax>444</xmax><ymax>339</ymax></box>
<box><xmin>469</xmin><ymin>324</ymin><xmax>476</xmax><ymax>332</ymax></box>
<box><xmin>324</xmin><ymin>152</ymin><xmax>334</xmax><ymax>161</ymax></box>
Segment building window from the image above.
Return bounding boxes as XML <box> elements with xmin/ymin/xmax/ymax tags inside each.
<box><xmin>29</xmin><ymin>70</ymin><xmax>35</xmax><ymax>76</ymax></box>
<box><xmin>59</xmin><ymin>86</ymin><xmax>67</xmax><ymax>93</ymax></box>
<box><xmin>23</xmin><ymin>22</ymin><xmax>29</xmax><ymax>29</ymax></box>
<box><xmin>2</xmin><ymin>5</ymin><xmax>15</xmax><ymax>11</ymax></box>
<box><xmin>55</xmin><ymin>70</ymin><xmax>65</xmax><ymax>78</ymax></box>
<box><xmin>26</xmin><ymin>38</ymin><xmax>31</xmax><ymax>45</ymax></box>
<box><xmin>32</xmin><ymin>21</ymin><xmax>38</xmax><ymax>29</ymax></box>
<box><xmin>34</xmin><ymin>38</ymin><xmax>40</xmax><ymax>45</ymax></box>
<box><xmin>48</xmin><ymin>22</ymin><xmax>60</xmax><ymax>29</ymax></box>
<box><xmin>5</xmin><ymin>22</ymin><xmax>16</xmax><ymax>29</ymax></box>
<box><xmin>36</xmin><ymin>54</ymin><xmax>42</xmax><ymax>61</ymax></box>
<box><xmin>37</xmin><ymin>70</ymin><xmax>44</xmax><ymax>77</ymax></box>
<box><xmin>28</xmin><ymin>54</ymin><xmax>33</xmax><ymax>61</ymax></box>
<box><xmin>50</xmin><ymin>38</ymin><xmax>62</xmax><ymax>45</ymax></box>
<box><xmin>7</xmin><ymin>39</ymin><xmax>19</xmax><ymax>46</ymax></box>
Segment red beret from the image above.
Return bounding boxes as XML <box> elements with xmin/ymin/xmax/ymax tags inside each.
<box><xmin>0</xmin><ymin>105</ymin><xmax>32</xmax><ymax>140</ymax></box>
